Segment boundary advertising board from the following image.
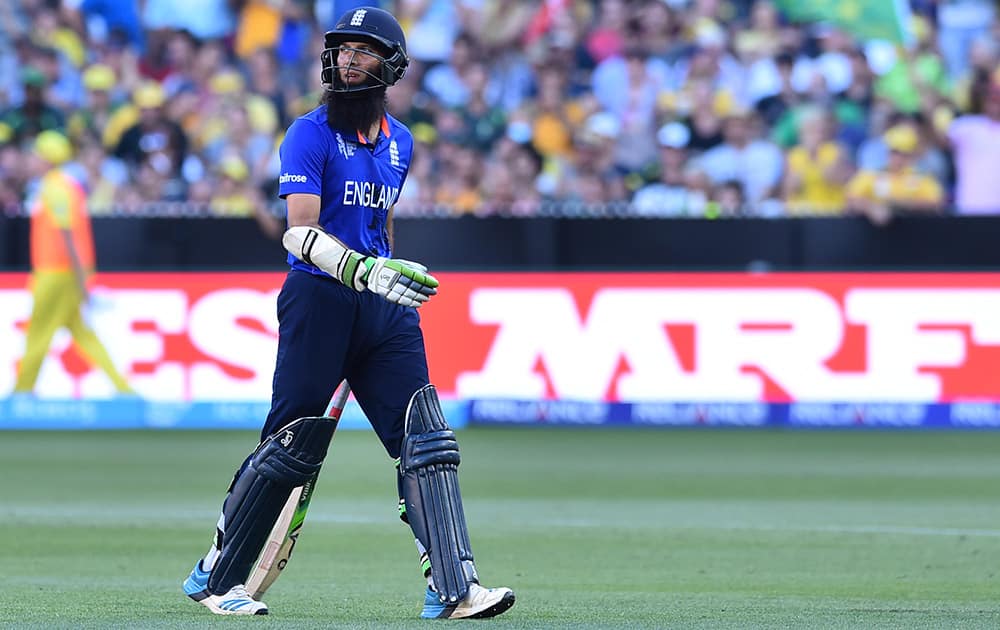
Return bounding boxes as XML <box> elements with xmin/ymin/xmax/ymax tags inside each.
<box><xmin>2</xmin><ymin>272</ymin><xmax>998</xmax><ymax>428</ymax></box>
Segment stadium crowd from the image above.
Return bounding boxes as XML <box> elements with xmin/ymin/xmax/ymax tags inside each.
<box><xmin>1</xmin><ymin>0</ymin><xmax>999</xmax><ymax>222</ymax></box>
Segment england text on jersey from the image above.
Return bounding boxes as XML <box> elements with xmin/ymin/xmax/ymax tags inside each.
<box><xmin>343</xmin><ymin>180</ymin><xmax>399</xmax><ymax>210</ymax></box>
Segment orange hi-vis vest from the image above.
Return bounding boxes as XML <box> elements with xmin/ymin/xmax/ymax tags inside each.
<box><xmin>30</xmin><ymin>169</ymin><xmax>95</xmax><ymax>272</ymax></box>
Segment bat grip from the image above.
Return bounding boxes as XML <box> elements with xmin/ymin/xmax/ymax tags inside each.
<box><xmin>328</xmin><ymin>380</ymin><xmax>351</xmax><ymax>418</ymax></box>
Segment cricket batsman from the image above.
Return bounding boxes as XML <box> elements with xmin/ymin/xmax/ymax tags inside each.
<box><xmin>182</xmin><ymin>7</ymin><xmax>515</xmax><ymax>619</ymax></box>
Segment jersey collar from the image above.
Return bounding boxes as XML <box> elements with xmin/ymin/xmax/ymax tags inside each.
<box><xmin>356</xmin><ymin>116</ymin><xmax>392</xmax><ymax>146</ymax></box>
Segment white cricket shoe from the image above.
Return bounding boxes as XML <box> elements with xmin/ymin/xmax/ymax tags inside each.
<box><xmin>421</xmin><ymin>582</ymin><xmax>515</xmax><ymax>619</ymax></box>
<box><xmin>193</xmin><ymin>584</ymin><xmax>269</xmax><ymax>616</ymax></box>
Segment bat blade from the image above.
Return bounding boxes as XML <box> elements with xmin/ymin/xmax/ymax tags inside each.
<box><xmin>246</xmin><ymin>381</ymin><xmax>351</xmax><ymax>599</ymax></box>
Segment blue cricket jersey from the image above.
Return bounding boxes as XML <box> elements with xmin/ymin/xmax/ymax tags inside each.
<box><xmin>277</xmin><ymin>106</ymin><xmax>413</xmax><ymax>275</ymax></box>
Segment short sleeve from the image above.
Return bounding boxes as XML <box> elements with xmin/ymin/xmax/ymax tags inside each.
<box><xmin>278</xmin><ymin>118</ymin><xmax>328</xmax><ymax>198</ymax></box>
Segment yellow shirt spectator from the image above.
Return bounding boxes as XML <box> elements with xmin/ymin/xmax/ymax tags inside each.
<box><xmin>846</xmin><ymin>169</ymin><xmax>943</xmax><ymax>208</ymax></box>
<box><xmin>209</xmin><ymin>193</ymin><xmax>257</xmax><ymax>217</ymax></box>
<box><xmin>847</xmin><ymin>124</ymin><xmax>944</xmax><ymax>225</ymax></box>
<box><xmin>784</xmin><ymin>142</ymin><xmax>848</xmax><ymax>215</ymax></box>
<box><xmin>209</xmin><ymin>156</ymin><xmax>257</xmax><ymax>217</ymax></box>
<box><xmin>235</xmin><ymin>1</ymin><xmax>282</xmax><ymax>58</ymax></box>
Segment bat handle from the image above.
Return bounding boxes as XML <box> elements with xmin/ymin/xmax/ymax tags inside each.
<box><xmin>328</xmin><ymin>379</ymin><xmax>351</xmax><ymax>419</ymax></box>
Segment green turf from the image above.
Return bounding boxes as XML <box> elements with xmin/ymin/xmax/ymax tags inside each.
<box><xmin>1</xmin><ymin>428</ymin><xmax>999</xmax><ymax>629</ymax></box>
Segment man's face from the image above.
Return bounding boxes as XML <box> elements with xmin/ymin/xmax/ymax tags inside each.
<box><xmin>336</xmin><ymin>40</ymin><xmax>384</xmax><ymax>87</ymax></box>
<box><xmin>139</xmin><ymin>105</ymin><xmax>161</xmax><ymax>126</ymax></box>
<box><xmin>89</xmin><ymin>88</ymin><xmax>110</xmax><ymax>107</ymax></box>
<box><xmin>26</xmin><ymin>151</ymin><xmax>49</xmax><ymax>179</ymax></box>
<box><xmin>24</xmin><ymin>84</ymin><xmax>43</xmax><ymax>104</ymax></box>
<box><xmin>887</xmin><ymin>149</ymin><xmax>911</xmax><ymax>171</ymax></box>
<box><xmin>724</xmin><ymin>117</ymin><xmax>750</xmax><ymax>145</ymax></box>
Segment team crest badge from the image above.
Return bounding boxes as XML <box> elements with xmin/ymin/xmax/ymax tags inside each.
<box><xmin>336</xmin><ymin>133</ymin><xmax>357</xmax><ymax>159</ymax></box>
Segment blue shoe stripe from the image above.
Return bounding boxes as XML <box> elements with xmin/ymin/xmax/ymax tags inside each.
<box><xmin>182</xmin><ymin>562</ymin><xmax>211</xmax><ymax>597</ymax></box>
<box><xmin>421</xmin><ymin>603</ymin><xmax>448</xmax><ymax>619</ymax></box>
<box><xmin>220</xmin><ymin>598</ymin><xmax>259</xmax><ymax>612</ymax></box>
<box><xmin>421</xmin><ymin>587</ymin><xmax>454</xmax><ymax>619</ymax></box>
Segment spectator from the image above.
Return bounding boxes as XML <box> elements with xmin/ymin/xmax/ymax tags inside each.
<box><xmin>857</xmin><ymin>111</ymin><xmax>949</xmax><ymax>182</ymax></box>
<box><xmin>209</xmin><ymin>156</ymin><xmax>258</xmax><ymax>216</ymax></box>
<box><xmin>0</xmin><ymin>0</ymin><xmax>995</xmax><ymax>219</ymax></box>
<box><xmin>74</xmin><ymin>0</ymin><xmax>146</xmax><ymax>52</ymax></box>
<box><xmin>142</xmin><ymin>0</ymin><xmax>236</xmax><ymax>42</ymax></box>
<box><xmin>528</xmin><ymin>64</ymin><xmax>588</xmax><ymax>160</ymax></box>
<box><xmin>398</xmin><ymin>0</ymin><xmax>466</xmax><ymax>65</ymax></box>
<box><xmin>833</xmin><ymin>47</ymin><xmax>875</xmax><ymax>151</ymax></box>
<box><xmin>246</xmin><ymin>48</ymin><xmax>290</xmax><ymax>127</ymax></box>
<box><xmin>1</xmin><ymin>66</ymin><xmax>65</xmax><ymax>142</ymax></box>
<box><xmin>696</xmin><ymin>109</ymin><xmax>784</xmax><ymax>210</ymax></box>
<box><xmin>846</xmin><ymin>124</ymin><xmax>945</xmax><ymax>226</ymax></box>
<box><xmin>741</xmin><ymin>4</ymin><xmax>792</xmax><ymax>106</ymax></box>
<box><xmin>792</xmin><ymin>26</ymin><xmax>854</xmax><ymax>97</ymax></box>
<box><xmin>681</xmin><ymin>165</ymin><xmax>712</xmax><ymax>217</ymax></box>
<box><xmin>114</xmin><ymin>81</ymin><xmax>188</xmax><ymax>198</ymax></box>
<box><xmin>434</xmin><ymin>145</ymin><xmax>483</xmax><ymax>214</ymax></box>
<box><xmin>456</xmin><ymin>62</ymin><xmax>507</xmax><ymax>152</ymax></box>
<box><xmin>946</xmin><ymin>73</ymin><xmax>1000</xmax><ymax>214</ymax></box>
<box><xmin>632</xmin><ymin>122</ymin><xmax>694</xmax><ymax>216</ymax></box>
<box><xmin>756</xmin><ymin>51</ymin><xmax>804</xmax><ymax>127</ymax></box>
<box><xmin>875</xmin><ymin>16</ymin><xmax>950</xmax><ymax>115</ymax></box>
<box><xmin>585</xmin><ymin>0</ymin><xmax>629</xmax><ymax>64</ymax></box>
<box><xmin>74</xmin><ymin>137</ymin><xmax>127</xmax><ymax>214</ymax></box>
<box><xmin>709</xmin><ymin>179</ymin><xmax>746</xmax><ymax>218</ymax></box>
<box><xmin>556</xmin><ymin>111</ymin><xmax>625</xmax><ymax>202</ymax></box>
<box><xmin>67</xmin><ymin>64</ymin><xmax>121</xmax><ymax>143</ymax></box>
<box><xmin>468</xmin><ymin>0</ymin><xmax>537</xmax><ymax>112</ymax></box>
<box><xmin>672</xmin><ymin>19</ymin><xmax>747</xmax><ymax>108</ymax></box>
<box><xmin>951</xmin><ymin>34</ymin><xmax>1000</xmax><ymax>111</ymax></box>
<box><xmin>234</xmin><ymin>1</ymin><xmax>284</xmax><ymax>59</ymax></box>
<box><xmin>936</xmin><ymin>0</ymin><xmax>996</xmax><ymax>80</ymax></box>
<box><xmin>32</xmin><ymin>43</ymin><xmax>85</xmax><ymax>112</ymax></box>
<box><xmin>637</xmin><ymin>0</ymin><xmax>685</xmax><ymax>63</ymax></box>
<box><xmin>782</xmin><ymin>107</ymin><xmax>852</xmax><ymax>215</ymax></box>
<box><xmin>675</xmin><ymin>82</ymin><xmax>728</xmax><ymax>152</ymax></box>
<box><xmin>160</xmin><ymin>29</ymin><xmax>200</xmax><ymax>96</ymax></box>
<box><xmin>422</xmin><ymin>32</ymin><xmax>480</xmax><ymax>109</ymax></box>
<box><xmin>0</xmin><ymin>125</ymin><xmax>26</xmax><ymax>211</ymax></box>
<box><xmin>30</xmin><ymin>7</ymin><xmax>86</xmax><ymax>69</ymax></box>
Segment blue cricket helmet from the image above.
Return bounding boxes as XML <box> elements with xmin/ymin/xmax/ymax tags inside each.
<box><xmin>321</xmin><ymin>6</ymin><xmax>409</xmax><ymax>92</ymax></box>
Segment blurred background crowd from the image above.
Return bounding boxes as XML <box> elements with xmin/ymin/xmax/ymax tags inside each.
<box><xmin>1</xmin><ymin>0</ymin><xmax>999</xmax><ymax>225</ymax></box>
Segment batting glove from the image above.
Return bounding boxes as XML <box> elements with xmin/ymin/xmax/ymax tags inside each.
<box><xmin>361</xmin><ymin>257</ymin><xmax>439</xmax><ymax>307</ymax></box>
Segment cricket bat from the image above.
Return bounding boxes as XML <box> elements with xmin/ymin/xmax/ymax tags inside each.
<box><xmin>246</xmin><ymin>380</ymin><xmax>351</xmax><ymax>599</ymax></box>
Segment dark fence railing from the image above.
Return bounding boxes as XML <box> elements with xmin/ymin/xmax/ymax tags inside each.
<box><xmin>2</xmin><ymin>214</ymin><xmax>999</xmax><ymax>271</ymax></box>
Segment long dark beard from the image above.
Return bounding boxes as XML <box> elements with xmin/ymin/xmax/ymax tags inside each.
<box><xmin>323</xmin><ymin>82</ymin><xmax>387</xmax><ymax>136</ymax></box>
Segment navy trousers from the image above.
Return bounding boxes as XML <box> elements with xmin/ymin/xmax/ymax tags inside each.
<box><xmin>261</xmin><ymin>269</ymin><xmax>429</xmax><ymax>459</ymax></box>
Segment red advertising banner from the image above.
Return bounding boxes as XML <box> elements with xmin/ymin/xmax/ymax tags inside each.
<box><xmin>2</xmin><ymin>272</ymin><xmax>999</xmax><ymax>402</ymax></box>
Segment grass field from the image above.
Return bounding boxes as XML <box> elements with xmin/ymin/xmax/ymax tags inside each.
<box><xmin>1</xmin><ymin>427</ymin><xmax>1000</xmax><ymax>629</ymax></box>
